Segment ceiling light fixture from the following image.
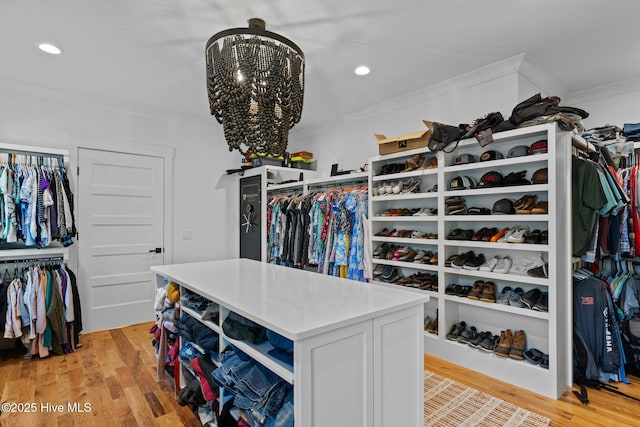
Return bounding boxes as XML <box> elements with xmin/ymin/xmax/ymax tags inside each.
<box><xmin>355</xmin><ymin>65</ymin><xmax>370</xmax><ymax>76</ymax></box>
<box><xmin>38</xmin><ymin>43</ymin><xmax>62</xmax><ymax>55</ymax></box>
<box><xmin>205</xmin><ymin>18</ymin><xmax>305</xmax><ymax>158</ymax></box>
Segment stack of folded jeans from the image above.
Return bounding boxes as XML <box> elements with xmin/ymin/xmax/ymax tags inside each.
<box><xmin>266</xmin><ymin>329</ymin><xmax>294</xmax><ymax>365</ymax></box>
<box><xmin>213</xmin><ymin>347</ymin><xmax>293</xmax><ymax>426</ymax></box>
<box><xmin>181</xmin><ymin>292</ymin><xmax>212</xmax><ymax>312</ymax></box>
<box><xmin>176</xmin><ymin>313</ymin><xmax>219</xmax><ymax>356</ymax></box>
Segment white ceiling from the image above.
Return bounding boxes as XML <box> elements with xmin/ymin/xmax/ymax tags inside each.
<box><xmin>1</xmin><ymin>0</ymin><xmax>638</xmax><ymax>133</ymax></box>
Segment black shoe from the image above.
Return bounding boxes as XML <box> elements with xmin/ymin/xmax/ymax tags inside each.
<box><xmin>463</xmin><ymin>253</ymin><xmax>485</xmax><ymax>270</ymax></box>
<box><xmin>527</xmin><ymin>263</ymin><xmax>549</xmax><ymax>278</ymax></box>
<box><xmin>458</xmin><ymin>326</ymin><xmax>478</xmax><ymax>343</ymax></box>
<box><xmin>452</xmin><ymin>251</ymin><xmax>474</xmax><ymax>269</ymax></box>
<box><xmin>456</xmin><ymin>285</ymin><xmax>472</xmax><ymax>297</ymax></box>
<box><xmin>446</xmin><ymin>321</ymin><xmax>467</xmax><ymax>341</ymax></box>
<box><xmin>521</xmin><ymin>288</ymin><xmax>542</xmax><ymax>309</ymax></box>
<box><xmin>445</xmin><ymin>284</ymin><xmax>460</xmax><ymax>295</ymax></box>
<box><xmin>469</xmin><ymin>331</ymin><xmax>491</xmax><ymax>348</ymax></box>
<box><xmin>533</xmin><ymin>292</ymin><xmax>548</xmax><ymax>311</ymax></box>
<box><xmin>478</xmin><ymin>334</ymin><xmax>499</xmax><ymax>352</ymax></box>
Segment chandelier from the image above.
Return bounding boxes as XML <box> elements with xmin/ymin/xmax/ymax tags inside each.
<box><xmin>205</xmin><ymin>18</ymin><xmax>305</xmax><ymax>158</ymax></box>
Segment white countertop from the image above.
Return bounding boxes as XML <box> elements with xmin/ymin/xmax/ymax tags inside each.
<box><xmin>152</xmin><ymin>259</ymin><xmax>428</xmax><ymax>340</ymax></box>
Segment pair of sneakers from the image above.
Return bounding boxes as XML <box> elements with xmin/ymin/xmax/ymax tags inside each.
<box><xmin>480</xmin><ymin>255</ymin><xmax>512</xmax><ymax>274</ymax></box>
<box><xmin>496</xmin><ymin>286</ymin><xmax>526</xmax><ymax>307</ymax></box>
<box><xmin>497</xmin><ymin>225</ymin><xmax>529</xmax><ymax>243</ymax></box>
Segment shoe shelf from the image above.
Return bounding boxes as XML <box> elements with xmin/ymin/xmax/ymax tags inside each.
<box><xmin>442</xmin><ymin>295</ymin><xmax>549</xmax><ymax>320</ymax></box>
<box><xmin>443</xmin><ymin>184</ymin><xmax>549</xmax><ymax>198</ymax></box>
<box><xmin>371</xmin><ymin>168</ymin><xmax>437</xmax><ymax>182</ymax></box>
<box><xmin>443</xmin><ymin>153</ymin><xmax>549</xmax><ymax>173</ymax></box>
<box><xmin>443</xmin><ymin>267</ymin><xmax>550</xmax><ymax>286</ymax></box>
<box><xmin>373</xmin><ymin>259</ymin><xmax>439</xmax><ymax>272</ymax></box>
<box><xmin>444</xmin><ymin>240</ymin><xmax>548</xmax><ymax>251</ymax></box>
<box><xmin>371</xmin><ymin>279</ymin><xmax>437</xmax><ymax>296</ymax></box>
<box><xmin>444</xmin><ymin>214</ymin><xmax>549</xmax><ymax>222</ymax></box>
<box><xmin>372</xmin><ymin>216</ymin><xmax>438</xmax><ymax>222</ymax></box>
<box><xmin>372</xmin><ymin>192</ymin><xmax>438</xmax><ymax>201</ymax></box>
<box><xmin>372</xmin><ymin>236</ymin><xmax>439</xmax><ymax>245</ymax></box>
<box><xmin>368</xmin><ymin>123</ymin><xmax>571</xmax><ymax>399</ymax></box>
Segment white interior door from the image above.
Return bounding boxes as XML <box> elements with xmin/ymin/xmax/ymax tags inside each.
<box><xmin>78</xmin><ymin>148</ymin><xmax>164</xmax><ymax>332</ymax></box>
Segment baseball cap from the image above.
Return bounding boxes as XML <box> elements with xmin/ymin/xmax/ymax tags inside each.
<box><xmin>454</xmin><ymin>153</ymin><xmax>477</xmax><ymax>165</ymax></box>
<box><xmin>477</xmin><ymin>171</ymin><xmax>504</xmax><ymax>188</ymax></box>
<box><xmin>503</xmin><ymin>170</ymin><xmax>531</xmax><ymax>186</ymax></box>
<box><xmin>530</xmin><ymin>139</ymin><xmax>548</xmax><ymax>155</ymax></box>
<box><xmin>532</xmin><ymin>167</ymin><xmax>548</xmax><ymax>184</ymax></box>
<box><xmin>492</xmin><ymin>198</ymin><xmax>515</xmax><ymax>214</ymax></box>
<box><xmin>467</xmin><ymin>206</ymin><xmax>491</xmax><ymax>215</ymax></box>
<box><xmin>480</xmin><ymin>150</ymin><xmax>504</xmax><ymax>162</ymax></box>
<box><xmin>507</xmin><ymin>145</ymin><xmax>529</xmax><ymax>158</ymax></box>
<box><xmin>449</xmin><ymin>176</ymin><xmax>476</xmax><ymax>190</ymax></box>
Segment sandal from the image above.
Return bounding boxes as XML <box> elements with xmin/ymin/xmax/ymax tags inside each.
<box><xmin>401</xmin><ymin>178</ymin><xmax>421</xmax><ymax>193</ymax></box>
<box><xmin>525</xmin><ymin>229</ymin><xmax>541</xmax><ymax>244</ymax></box>
<box><xmin>514</xmin><ymin>194</ymin><xmax>537</xmax><ymax>214</ymax></box>
<box><xmin>541</xmin><ymin>230</ymin><xmax>548</xmax><ymax>244</ymax></box>
<box><xmin>531</xmin><ymin>201</ymin><xmax>548</xmax><ymax>214</ymax></box>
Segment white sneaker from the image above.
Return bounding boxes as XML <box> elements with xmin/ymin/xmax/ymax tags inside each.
<box><xmin>479</xmin><ymin>255</ymin><xmax>501</xmax><ymax>272</ymax></box>
<box><xmin>493</xmin><ymin>256</ymin><xmax>512</xmax><ymax>274</ymax></box>
<box><xmin>507</xmin><ymin>225</ymin><xmax>529</xmax><ymax>243</ymax></box>
<box><xmin>510</xmin><ymin>256</ymin><xmax>545</xmax><ymax>275</ymax></box>
<box><xmin>498</xmin><ymin>228</ymin><xmax>516</xmax><ymax>243</ymax></box>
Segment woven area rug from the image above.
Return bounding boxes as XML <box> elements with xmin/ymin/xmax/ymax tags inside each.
<box><xmin>424</xmin><ymin>371</ymin><xmax>551</xmax><ymax>427</ymax></box>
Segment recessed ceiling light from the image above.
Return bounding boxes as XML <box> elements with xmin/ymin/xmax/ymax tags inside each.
<box><xmin>354</xmin><ymin>65</ymin><xmax>370</xmax><ymax>76</ymax></box>
<box><xmin>38</xmin><ymin>43</ymin><xmax>62</xmax><ymax>55</ymax></box>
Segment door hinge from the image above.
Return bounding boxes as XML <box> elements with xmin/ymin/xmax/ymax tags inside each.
<box><xmin>77</xmin><ymin>166</ymin><xmax>79</xmax><ymax>175</ymax></box>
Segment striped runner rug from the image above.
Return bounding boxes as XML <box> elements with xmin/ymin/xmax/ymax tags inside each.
<box><xmin>424</xmin><ymin>371</ymin><xmax>551</xmax><ymax>427</ymax></box>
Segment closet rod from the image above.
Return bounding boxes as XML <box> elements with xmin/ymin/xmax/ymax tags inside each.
<box><xmin>306</xmin><ymin>179</ymin><xmax>368</xmax><ymax>192</ymax></box>
<box><xmin>0</xmin><ymin>255</ymin><xmax>65</xmax><ymax>264</ymax></box>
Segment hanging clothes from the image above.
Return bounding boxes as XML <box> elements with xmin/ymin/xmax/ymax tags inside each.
<box><xmin>265</xmin><ymin>185</ymin><xmax>368</xmax><ymax>282</ymax></box>
<box><xmin>0</xmin><ymin>152</ymin><xmax>76</xmax><ymax>248</ymax></box>
<box><xmin>1</xmin><ymin>259</ymin><xmax>81</xmax><ymax>356</ymax></box>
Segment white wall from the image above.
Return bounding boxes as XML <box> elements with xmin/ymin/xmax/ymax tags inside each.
<box><xmin>568</xmin><ymin>79</ymin><xmax>640</xmax><ymax>130</ymax></box>
<box><xmin>0</xmin><ymin>79</ymin><xmax>240</xmax><ymax>264</ymax></box>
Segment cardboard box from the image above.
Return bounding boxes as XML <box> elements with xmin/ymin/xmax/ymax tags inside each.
<box><xmin>374</xmin><ymin>128</ymin><xmax>431</xmax><ymax>155</ymax></box>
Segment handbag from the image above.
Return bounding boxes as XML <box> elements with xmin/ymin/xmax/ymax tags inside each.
<box><xmin>423</xmin><ymin>120</ymin><xmax>465</xmax><ymax>153</ymax></box>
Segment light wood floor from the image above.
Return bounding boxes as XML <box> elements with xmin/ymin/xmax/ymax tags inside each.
<box><xmin>1</xmin><ymin>322</ymin><xmax>639</xmax><ymax>426</ymax></box>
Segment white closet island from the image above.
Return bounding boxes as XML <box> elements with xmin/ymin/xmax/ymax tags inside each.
<box><xmin>152</xmin><ymin>259</ymin><xmax>428</xmax><ymax>427</ymax></box>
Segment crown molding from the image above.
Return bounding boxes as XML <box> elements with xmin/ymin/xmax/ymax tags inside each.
<box><xmin>518</xmin><ymin>56</ymin><xmax>567</xmax><ymax>98</ymax></box>
<box><xmin>567</xmin><ymin>76</ymin><xmax>640</xmax><ymax>104</ymax></box>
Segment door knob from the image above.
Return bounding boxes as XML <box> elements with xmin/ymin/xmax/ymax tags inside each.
<box><xmin>149</xmin><ymin>248</ymin><xmax>163</xmax><ymax>254</ymax></box>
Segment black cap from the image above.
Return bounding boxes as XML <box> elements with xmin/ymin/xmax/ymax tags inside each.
<box><xmin>492</xmin><ymin>198</ymin><xmax>515</xmax><ymax>214</ymax></box>
<box><xmin>478</xmin><ymin>171</ymin><xmax>504</xmax><ymax>188</ymax></box>
<box><xmin>480</xmin><ymin>150</ymin><xmax>504</xmax><ymax>162</ymax></box>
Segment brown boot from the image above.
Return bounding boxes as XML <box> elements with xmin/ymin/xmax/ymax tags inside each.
<box><xmin>509</xmin><ymin>330</ymin><xmax>527</xmax><ymax>360</ymax></box>
<box><xmin>479</xmin><ymin>281</ymin><xmax>496</xmax><ymax>303</ymax></box>
<box><xmin>494</xmin><ymin>329</ymin><xmax>512</xmax><ymax>358</ymax></box>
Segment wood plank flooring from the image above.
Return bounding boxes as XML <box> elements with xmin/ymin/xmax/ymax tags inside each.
<box><xmin>1</xmin><ymin>322</ymin><xmax>639</xmax><ymax>426</ymax></box>
<box><xmin>424</xmin><ymin>354</ymin><xmax>640</xmax><ymax>426</ymax></box>
<box><xmin>0</xmin><ymin>322</ymin><xmax>200</xmax><ymax>427</ymax></box>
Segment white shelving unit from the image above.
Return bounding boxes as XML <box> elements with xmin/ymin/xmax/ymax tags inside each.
<box><xmin>152</xmin><ymin>259</ymin><xmax>427</xmax><ymax>427</ymax></box>
<box><xmin>240</xmin><ymin>166</ymin><xmax>315</xmax><ymax>261</ymax></box>
<box><xmin>368</xmin><ymin>123</ymin><xmax>571</xmax><ymax>398</ymax></box>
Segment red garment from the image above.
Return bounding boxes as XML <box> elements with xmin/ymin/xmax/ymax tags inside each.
<box><xmin>632</xmin><ymin>166</ymin><xmax>640</xmax><ymax>256</ymax></box>
<box><xmin>190</xmin><ymin>356</ymin><xmax>217</xmax><ymax>402</ymax></box>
